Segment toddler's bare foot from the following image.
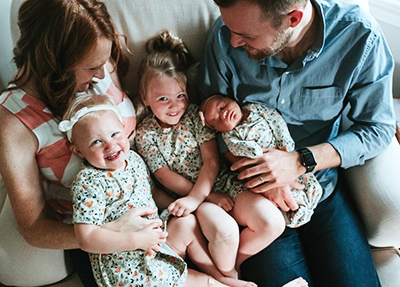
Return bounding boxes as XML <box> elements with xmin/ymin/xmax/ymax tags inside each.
<box><xmin>282</xmin><ymin>277</ymin><xmax>308</xmax><ymax>287</ymax></box>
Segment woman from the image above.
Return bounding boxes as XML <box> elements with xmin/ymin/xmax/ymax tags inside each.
<box><xmin>0</xmin><ymin>0</ymin><xmax>153</xmax><ymax>286</ymax></box>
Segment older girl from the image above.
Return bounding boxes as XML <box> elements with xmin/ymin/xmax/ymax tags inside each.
<box><xmin>135</xmin><ymin>31</ymin><xmax>257</xmax><ymax>287</ymax></box>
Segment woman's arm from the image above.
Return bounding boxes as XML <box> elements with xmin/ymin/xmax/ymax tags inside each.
<box><xmin>0</xmin><ymin>107</ymin><xmax>78</xmax><ymax>249</ymax></box>
<box><xmin>0</xmin><ymin>107</ymin><xmax>153</xmax><ymax>249</ymax></box>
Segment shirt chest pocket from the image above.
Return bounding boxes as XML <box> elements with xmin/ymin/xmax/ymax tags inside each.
<box><xmin>299</xmin><ymin>86</ymin><xmax>343</xmax><ymax>121</ymax></box>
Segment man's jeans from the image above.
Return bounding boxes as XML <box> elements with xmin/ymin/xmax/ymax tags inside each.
<box><xmin>240</xmin><ymin>179</ymin><xmax>381</xmax><ymax>287</ymax></box>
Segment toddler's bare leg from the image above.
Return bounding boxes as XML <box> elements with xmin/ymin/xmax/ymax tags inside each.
<box><xmin>196</xmin><ymin>202</ymin><xmax>240</xmax><ymax>277</ymax></box>
<box><xmin>231</xmin><ymin>191</ymin><xmax>286</xmax><ymax>268</ymax></box>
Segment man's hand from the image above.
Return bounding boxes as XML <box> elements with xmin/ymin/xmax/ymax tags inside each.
<box><xmin>260</xmin><ymin>186</ymin><xmax>298</xmax><ymax>212</ymax></box>
<box><xmin>231</xmin><ymin>148</ymin><xmax>304</xmax><ymax>191</ymax></box>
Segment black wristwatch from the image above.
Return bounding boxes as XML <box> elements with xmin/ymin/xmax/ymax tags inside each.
<box><xmin>297</xmin><ymin>147</ymin><xmax>317</xmax><ymax>173</ymax></box>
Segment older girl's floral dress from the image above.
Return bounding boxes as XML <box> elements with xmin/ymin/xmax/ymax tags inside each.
<box><xmin>222</xmin><ymin>103</ymin><xmax>323</xmax><ymax>227</ymax></box>
<box><xmin>135</xmin><ymin>104</ymin><xmax>230</xmax><ymax>194</ymax></box>
<box><xmin>71</xmin><ymin>150</ymin><xmax>187</xmax><ymax>287</ymax></box>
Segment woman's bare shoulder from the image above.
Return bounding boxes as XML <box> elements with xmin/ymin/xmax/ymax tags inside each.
<box><xmin>0</xmin><ymin>105</ymin><xmax>38</xmax><ymax>152</ymax></box>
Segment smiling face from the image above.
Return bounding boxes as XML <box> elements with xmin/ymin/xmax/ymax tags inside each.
<box><xmin>70</xmin><ymin>110</ymin><xmax>130</xmax><ymax>170</ymax></box>
<box><xmin>73</xmin><ymin>37</ymin><xmax>112</xmax><ymax>92</ymax></box>
<box><xmin>220</xmin><ymin>1</ymin><xmax>292</xmax><ymax>61</ymax></box>
<box><xmin>203</xmin><ymin>96</ymin><xmax>244</xmax><ymax>132</ymax></box>
<box><xmin>144</xmin><ymin>74</ymin><xmax>189</xmax><ymax>128</ymax></box>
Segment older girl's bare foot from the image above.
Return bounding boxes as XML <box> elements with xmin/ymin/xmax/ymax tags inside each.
<box><xmin>218</xmin><ymin>276</ymin><xmax>257</xmax><ymax>287</ymax></box>
<box><xmin>282</xmin><ymin>277</ymin><xmax>308</xmax><ymax>287</ymax></box>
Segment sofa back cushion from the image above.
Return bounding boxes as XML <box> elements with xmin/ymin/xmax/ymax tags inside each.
<box><xmin>103</xmin><ymin>0</ymin><xmax>220</xmax><ymax>99</ymax></box>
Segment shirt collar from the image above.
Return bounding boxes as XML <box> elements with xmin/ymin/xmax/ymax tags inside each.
<box><xmin>307</xmin><ymin>0</ymin><xmax>325</xmax><ymax>61</ymax></box>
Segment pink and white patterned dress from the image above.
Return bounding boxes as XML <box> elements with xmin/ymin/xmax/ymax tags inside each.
<box><xmin>0</xmin><ymin>67</ymin><xmax>136</xmax><ymax>223</ymax></box>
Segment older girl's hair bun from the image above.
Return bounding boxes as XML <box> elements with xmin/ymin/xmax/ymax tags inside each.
<box><xmin>146</xmin><ymin>30</ymin><xmax>194</xmax><ymax>69</ymax></box>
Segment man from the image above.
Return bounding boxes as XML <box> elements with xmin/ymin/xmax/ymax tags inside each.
<box><xmin>199</xmin><ymin>0</ymin><xmax>396</xmax><ymax>286</ymax></box>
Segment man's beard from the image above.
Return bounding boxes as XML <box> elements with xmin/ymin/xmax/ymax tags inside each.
<box><xmin>245</xmin><ymin>30</ymin><xmax>293</xmax><ymax>61</ymax></box>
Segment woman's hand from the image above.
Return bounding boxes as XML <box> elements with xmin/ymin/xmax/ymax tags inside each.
<box><xmin>135</xmin><ymin>222</ymin><xmax>168</xmax><ymax>255</ymax></box>
<box><xmin>75</xmin><ymin>219</ymin><xmax>167</xmax><ymax>254</ymax></box>
<box><xmin>102</xmin><ymin>207</ymin><xmax>162</xmax><ymax>233</ymax></box>
<box><xmin>46</xmin><ymin>199</ymin><xmax>73</xmax><ymax>222</ymax></box>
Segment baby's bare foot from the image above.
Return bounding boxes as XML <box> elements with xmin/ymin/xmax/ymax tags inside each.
<box><xmin>282</xmin><ymin>277</ymin><xmax>308</xmax><ymax>287</ymax></box>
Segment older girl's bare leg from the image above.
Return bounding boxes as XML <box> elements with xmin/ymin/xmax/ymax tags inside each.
<box><xmin>167</xmin><ymin>215</ymin><xmax>257</xmax><ymax>287</ymax></box>
<box><xmin>185</xmin><ymin>269</ymin><xmax>230</xmax><ymax>287</ymax></box>
<box><xmin>231</xmin><ymin>191</ymin><xmax>286</xmax><ymax>269</ymax></box>
<box><xmin>196</xmin><ymin>202</ymin><xmax>240</xmax><ymax>277</ymax></box>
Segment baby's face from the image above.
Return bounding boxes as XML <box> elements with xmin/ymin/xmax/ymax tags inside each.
<box><xmin>71</xmin><ymin>111</ymin><xmax>130</xmax><ymax>171</ymax></box>
<box><xmin>204</xmin><ymin>96</ymin><xmax>242</xmax><ymax>132</ymax></box>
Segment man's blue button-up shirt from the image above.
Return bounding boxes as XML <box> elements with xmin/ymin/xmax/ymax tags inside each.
<box><xmin>199</xmin><ymin>0</ymin><xmax>395</xmax><ymax>200</ymax></box>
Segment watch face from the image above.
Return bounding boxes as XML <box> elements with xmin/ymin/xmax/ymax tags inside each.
<box><xmin>298</xmin><ymin>148</ymin><xmax>316</xmax><ymax>173</ymax></box>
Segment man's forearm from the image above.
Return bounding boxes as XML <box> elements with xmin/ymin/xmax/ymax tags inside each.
<box><xmin>308</xmin><ymin>142</ymin><xmax>341</xmax><ymax>172</ymax></box>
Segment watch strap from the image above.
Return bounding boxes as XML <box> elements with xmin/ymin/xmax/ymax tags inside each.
<box><xmin>297</xmin><ymin>147</ymin><xmax>317</xmax><ymax>173</ymax></box>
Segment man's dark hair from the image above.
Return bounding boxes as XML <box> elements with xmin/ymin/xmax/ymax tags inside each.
<box><xmin>214</xmin><ymin>0</ymin><xmax>308</xmax><ymax>27</ymax></box>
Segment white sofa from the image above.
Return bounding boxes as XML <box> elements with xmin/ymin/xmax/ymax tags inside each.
<box><xmin>0</xmin><ymin>0</ymin><xmax>399</xmax><ymax>286</ymax></box>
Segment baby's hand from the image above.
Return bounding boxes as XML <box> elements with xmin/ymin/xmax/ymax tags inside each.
<box><xmin>136</xmin><ymin>222</ymin><xmax>167</xmax><ymax>255</ymax></box>
<box><xmin>206</xmin><ymin>192</ymin><xmax>234</xmax><ymax>212</ymax></box>
<box><xmin>168</xmin><ymin>195</ymin><xmax>202</xmax><ymax>217</ymax></box>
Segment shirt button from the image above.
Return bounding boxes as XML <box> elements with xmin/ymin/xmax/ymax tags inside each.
<box><xmin>281</xmin><ymin>99</ymin><xmax>286</xmax><ymax>104</ymax></box>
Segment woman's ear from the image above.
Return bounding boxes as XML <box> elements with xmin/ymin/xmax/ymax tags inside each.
<box><xmin>70</xmin><ymin>144</ymin><xmax>85</xmax><ymax>158</ymax></box>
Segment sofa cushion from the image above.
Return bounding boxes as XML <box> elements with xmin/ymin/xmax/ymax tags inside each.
<box><xmin>344</xmin><ymin>137</ymin><xmax>400</xmax><ymax>247</ymax></box>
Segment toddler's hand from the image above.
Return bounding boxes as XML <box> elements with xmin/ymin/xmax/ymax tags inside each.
<box><xmin>168</xmin><ymin>195</ymin><xmax>202</xmax><ymax>217</ymax></box>
<box><xmin>206</xmin><ymin>192</ymin><xmax>234</xmax><ymax>212</ymax></box>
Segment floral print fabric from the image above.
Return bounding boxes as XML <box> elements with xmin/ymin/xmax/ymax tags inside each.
<box><xmin>71</xmin><ymin>150</ymin><xmax>187</xmax><ymax>286</ymax></box>
<box><xmin>135</xmin><ymin>104</ymin><xmax>228</xmax><ymax>193</ymax></box>
<box><xmin>223</xmin><ymin>103</ymin><xmax>323</xmax><ymax>227</ymax></box>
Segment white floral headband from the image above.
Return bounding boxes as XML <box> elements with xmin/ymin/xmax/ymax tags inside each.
<box><xmin>59</xmin><ymin>105</ymin><xmax>123</xmax><ymax>142</ymax></box>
